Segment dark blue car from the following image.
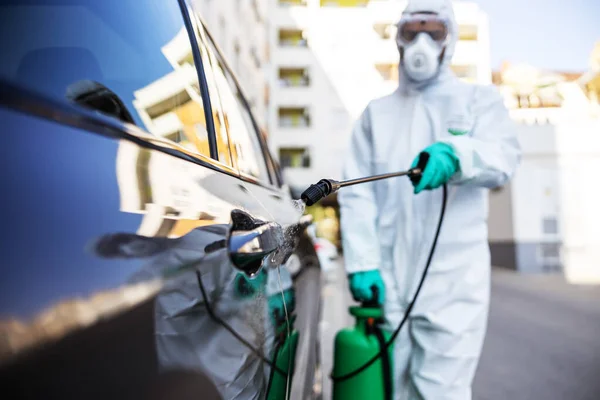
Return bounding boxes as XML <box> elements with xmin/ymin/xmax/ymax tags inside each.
<box><xmin>0</xmin><ymin>1</ymin><xmax>322</xmax><ymax>399</ymax></box>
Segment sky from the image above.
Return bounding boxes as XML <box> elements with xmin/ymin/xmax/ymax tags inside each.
<box><xmin>472</xmin><ymin>0</ymin><xmax>600</xmax><ymax>72</ymax></box>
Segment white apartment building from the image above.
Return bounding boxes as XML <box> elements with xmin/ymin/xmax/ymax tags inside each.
<box><xmin>490</xmin><ymin>63</ymin><xmax>600</xmax><ymax>283</ymax></box>
<box><xmin>268</xmin><ymin>0</ymin><xmax>491</xmax><ymax>192</ymax></box>
<box><xmin>193</xmin><ymin>0</ymin><xmax>270</xmax><ymax>129</ymax></box>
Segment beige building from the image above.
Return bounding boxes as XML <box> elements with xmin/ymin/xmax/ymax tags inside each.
<box><xmin>489</xmin><ymin>62</ymin><xmax>600</xmax><ymax>283</ymax></box>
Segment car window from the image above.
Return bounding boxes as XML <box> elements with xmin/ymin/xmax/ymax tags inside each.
<box><xmin>0</xmin><ymin>0</ymin><xmax>212</xmax><ymax>158</ymax></box>
<box><xmin>200</xmin><ymin>31</ymin><xmax>271</xmax><ymax>183</ymax></box>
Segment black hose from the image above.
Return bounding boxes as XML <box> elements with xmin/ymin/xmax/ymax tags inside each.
<box><xmin>330</xmin><ymin>183</ymin><xmax>448</xmax><ymax>382</ymax></box>
<box><xmin>372</xmin><ymin>326</ymin><xmax>393</xmax><ymax>400</ymax></box>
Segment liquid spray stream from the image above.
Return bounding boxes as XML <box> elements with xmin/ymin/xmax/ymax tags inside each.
<box><xmin>291</xmin><ymin>199</ymin><xmax>306</xmax><ymax>215</ymax></box>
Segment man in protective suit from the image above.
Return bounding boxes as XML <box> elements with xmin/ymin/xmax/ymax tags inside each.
<box><xmin>339</xmin><ymin>0</ymin><xmax>521</xmax><ymax>399</ymax></box>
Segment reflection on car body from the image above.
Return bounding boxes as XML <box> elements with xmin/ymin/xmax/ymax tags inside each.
<box><xmin>91</xmin><ymin>225</ymin><xmax>280</xmax><ymax>400</ymax></box>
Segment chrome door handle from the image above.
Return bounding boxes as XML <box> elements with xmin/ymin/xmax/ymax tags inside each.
<box><xmin>227</xmin><ymin>209</ymin><xmax>283</xmax><ymax>276</ymax></box>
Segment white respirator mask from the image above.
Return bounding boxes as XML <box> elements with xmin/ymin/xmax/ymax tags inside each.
<box><xmin>396</xmin><ymin>13</ymin><xmax>449</xmax><ymax>83</ymax></box>
<box><xmin>401</xmin><ymin>32</ymin><xmax>444</xmax><ymax>82</ymax></box>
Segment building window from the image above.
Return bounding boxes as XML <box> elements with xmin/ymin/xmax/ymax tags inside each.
<box><xmin>320</xmin><ymin>0</ymin><xmax>369</xmax><ymax>6</ymax></box>
<box><xmin>543</xmin><ymin>217</ymin><xmax>559</xmax><ymax>235</ymax></box>
<box><xmin>516</xmin><ymin>92</ymin><xmax>562</xmax><ymax>109</ymax></box>
<box><xmin>280</xmin><ymin>147</ymin><xmax>311</xmax><ymax>168</ymax></box>
<box><xmin>278</xmin><ymin>107</ymin><xmax>311</xmax><ymax>127</ymax></box>
<box><xmin>451</xmin><ymin>65</ymin><xmax>478</xmax><ymax>81</ymax></box>
<box><xmin>375</xmin><ymin>64</ymin><xmax>398</xmax><ymax>82</ymax></box>
<box><xmin>458</xmin><ymin>25</ymin><xmax>478</xmax><ymax>41</ymax></box>
<box><xmin>164</xmin><ymin>130</ymin><xmax>185</xmax><ymax>144</ymax></box>
<box><xmin>278</xmin><ymin>29</ymin><xmax>308</xmax><ymax>47</ymax></box>
<box><xmin>538</xmin><ymin>243</ymin><xmax>561</xmax><ymax>270</ymax></box>
<box><xmin>373</xmin><ymin>23</ymin><xmax>396</xmax><ymax>40</ymax></box>
<box><xmin>278</xmin><ymin>67</ymin><xmax>310</xmax><ymax>87</ymax></box>
<box><xmin>279</xmin><ymin>0</ymin><xmax>308</xmax><ymax>5</ymax></box>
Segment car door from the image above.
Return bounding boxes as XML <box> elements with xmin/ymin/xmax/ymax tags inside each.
<box><xmin>185</xmin><ymin>7</ymin><xmax>323</xmax><ymax>399</ymax></box>
<box><xmin>0</xmin><ymin>1</ymin><xmax>308</xmax><ymax>399</ymax></box>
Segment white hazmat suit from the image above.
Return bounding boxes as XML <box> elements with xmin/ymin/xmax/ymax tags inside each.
<box><xmin>339</xmin><ymin>0</ymin><xmax>521</xmax><ymax>399</ymax></box>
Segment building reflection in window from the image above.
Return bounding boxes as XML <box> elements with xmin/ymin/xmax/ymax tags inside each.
<box><xmin>133</xmin><ymin>28</ymin><xmax>213</xmax><ymax>158</ymax></box>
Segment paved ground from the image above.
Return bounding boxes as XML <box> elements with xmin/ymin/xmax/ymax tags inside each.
<box><xmin>473</xmin><ymin>268</ymin><xmax>600</xmax><ymax>400</ymax></box>
<box><xmin>318</xmin><ymin>260</ymin><xmax>355</xmax><ymax>400</ymax></box>
<box><xmin>319</xmin><ymin>262</ymin><xmax>600</xmax><ymax>400</ymax></box>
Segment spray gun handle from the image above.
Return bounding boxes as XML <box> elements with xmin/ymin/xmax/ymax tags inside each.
<box><xmin>362</xmin><ymin>285</ymin><xmax>381</xmax><ymax>308</ymax></box>
<box><xmin>409</xmin><ymin>152</ymin><xmax>431</xmax><ymax>185</ymax></box>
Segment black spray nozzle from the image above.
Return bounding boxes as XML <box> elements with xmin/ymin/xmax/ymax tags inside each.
<box><xmin>301</xmin><ymin>179</ymin><xmax>340</xmax><ymax>206</ymax></box>
<box><xmin>408</xmin><ymin>152</ymin><xmax>430</xmax><ymax>186</ymax></box>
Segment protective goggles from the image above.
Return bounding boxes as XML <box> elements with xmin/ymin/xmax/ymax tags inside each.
<box><xmin>396</xmin><ymin>14</ymin><xmax>450</xmax><ymax>45</ymax></box>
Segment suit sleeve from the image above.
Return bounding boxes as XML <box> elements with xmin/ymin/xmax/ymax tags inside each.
<box><xmin>338</xmin><ymin>106</ymin><xmax>381</xmax><ymax>274</ymax></box>
<box><xmin>440</xmin><ymin>85</ymin><xmax>521</xmax><ymax>188</ymax></box>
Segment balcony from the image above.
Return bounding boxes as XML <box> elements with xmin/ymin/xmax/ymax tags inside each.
<box><xmin>278</xmin><ymin>67</ymin><xmax>310</xmax><ymax>87</ymax></box>
<box><xmin>320</xmin><ymin>0</ymin><xmax>370</xmax><ymax>7</ymax></box>
<box><xmin>458</xmin><ymin>24</ymin><xmax>479</xmax><ymax>41</ymax></box>
<box><xmin>279</xmin><ymin>147</ymin><xmax>311</xmax><ymax>168</ymax></box>
<box><xmin>279</xmin><ymin>0</ymin><xmax>307</xmax><ymax>6</ymax></box>
<box><xmin>278</xmin><ymin>29</ymin><xmax>308</xmax><ymax>47</ymax></box>
<box><xmin>278</xmin><ymin>107</ymin><xmax>311</xmax><ymax>128</ymax></box>
<box><xmin>375</xmin><ymin>63</ymin><xmax>398</xmax><ymax>82</ymax></box>
<box><xmin>451</xmin><ymin>65</ymin><xmax>478</xmax><ymax>81</ymax></box>
<box><xmin>373</xmin><ymin>23</ymin><xmax>397</xmax><ymax>40</ymax></box>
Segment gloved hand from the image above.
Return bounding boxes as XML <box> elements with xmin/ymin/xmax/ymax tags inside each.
<box><xmin>268</xmin><ymin>289</ymin><xmax>296</xmax><ymax>326</ymax></box>
<box><xmin>411</xmin><ymin>142</ymin><xmax>460</xmax><ymax>194</ymax></box>
<box><xmin>348</xmin><ymin>270</ymin><xmax>385</xmax><ymax>305</ymax></box>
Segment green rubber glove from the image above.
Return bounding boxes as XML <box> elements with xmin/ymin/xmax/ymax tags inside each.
<box><xmin>348</xmin><ymin>270</ymin><xmax>385</xmax><ymax>306</ymax></box>
<box><xmin>268</xmin><ymin>289</ymin><xmax>296</xmax><ymax>326</ymax></box>
<box><xmin>411</xmin><ymin>142</ymin><xmax>460</xmax><ymax>194</ymax></box>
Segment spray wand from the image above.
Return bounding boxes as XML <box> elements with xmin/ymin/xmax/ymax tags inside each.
<box><xmin>301</xmin><ymin>154</ymin><xmax>430</xmax><ymax>206</ymax></box>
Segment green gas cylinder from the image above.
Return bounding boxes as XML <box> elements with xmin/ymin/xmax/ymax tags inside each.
<box><xmin>266</xmin><ymin>316</ymin><xmax>299</xmax><ymax>400</ymax></box>
<box><xmin>332</xmin><ymin>306</ymin><xmax>394</xmax><ymax>400</ymax></box>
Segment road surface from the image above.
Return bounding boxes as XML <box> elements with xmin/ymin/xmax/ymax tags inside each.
<box><xmin>473</xmin><ymin>268</ymin><xmax>600</xmax><ymax>400</ymax></box>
